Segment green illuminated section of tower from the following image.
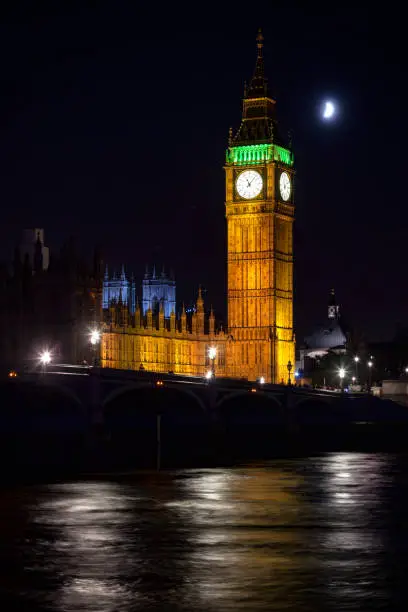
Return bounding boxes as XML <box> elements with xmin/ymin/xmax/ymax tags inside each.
<box><xmin>226</xmin><ymin>143</ymin><xmax>293</xmax><ymax>166</ymax></box>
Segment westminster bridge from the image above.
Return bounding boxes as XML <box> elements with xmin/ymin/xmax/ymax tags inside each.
<box><xmin>2</xmin><ymin>364</ymin><xmax>408</xmax><ymax>474</ymax></box>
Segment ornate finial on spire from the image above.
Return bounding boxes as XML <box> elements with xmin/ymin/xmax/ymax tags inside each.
<box><xmin>245</xmin><ymin>28</ymin><xmax>267</xmax><ymax>100</ymax></box>
<box><xmin>256</xmin><ymin>28</ymin><xmax>264</xmax><ymax>53</ymax></box>
<box><xmin>152</xmin><ymin>265</ymin><xmax>156</xmax><ymax>279</ymax></box>
<box><xmin>182</xmin><ymin>302</ymin><xmax>186</xmax><ymax>315</ymax></box>
<box><xmin>121</xmin><ymin>264</ymin><xmax>126</xmax><ymax>280</ymax></box>
<box><xmin>145</xmin><ymin>264</ymin><xmax>149</xmax><ymax>278</ymax></box>
<box><xmin>104</xmin><ymin>264</ymin><xmax>109</xmax><ymax>280</ymax></box>
<box><xmin>244</xmin><ymin>80</ymin><xmax>247</xmax><ymax>97</ymax></box>
<box><xmin>228</xmin><ymin>126</ymin><xmax>233</xmax><ymax>147</ymax></box>
<box><xmin>198</xmin><ymin>285</ymin><xmax>202</xmax><ymax>300</ymax></box>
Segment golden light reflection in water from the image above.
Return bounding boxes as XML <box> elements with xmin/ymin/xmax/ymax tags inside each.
<box><xmin>34</xmin><ymin>483</ymin><xmax>139</xmax><ymax>612</ymax></box>
<box><xmin>0</xmin><ymin>455</ymin><xmax>396</xmax><ymax>611</ymax></box>
<box><xmin>168</xmin><ymin>467</ymin><xmax>315</xmax><ymax>610</ymax></box>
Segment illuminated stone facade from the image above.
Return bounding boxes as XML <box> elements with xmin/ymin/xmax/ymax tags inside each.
<box><xmin>224</xmin><ymin>29</ymin><xmax>295</xmax><ymax>383</ymax></box>
<box><xmin>101</xmin><ymin>31</ymin><xmax>295</xmax><ymax>382</ymax></box>
<box><xmin>102</xmin><ymin>288</ymin><xmax>226</xmax><ymax>376</ymax></box>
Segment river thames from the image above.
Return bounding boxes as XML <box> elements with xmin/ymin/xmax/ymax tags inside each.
<box><xmin>0</xmin><ymin>453</ymin><xmax>407</xmax><ymax>611</ymax></box>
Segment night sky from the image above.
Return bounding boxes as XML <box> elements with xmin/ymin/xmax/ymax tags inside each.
<box><xmin>0</xmin><ymin>2</ymin><xmax>406</xmax><ymax>342</ymax></box>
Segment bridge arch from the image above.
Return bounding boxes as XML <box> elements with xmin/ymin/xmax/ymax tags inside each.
<box><xmin>103</xmin><ymin>382</ymin><xmax>211</xmax><ymax>468</ymax></box>
<box><xmin>103</xmin><ymin>382</ymin><xmax>207</xmax><ymax>413</ymax></box>
<box><xmin>217</xmin><ymin>390</ymin><xmax>283</xmax><ymax>414</ymax></box>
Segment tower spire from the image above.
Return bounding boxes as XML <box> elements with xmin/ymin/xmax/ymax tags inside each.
<box><xmin>231</xmin><ymin>29</ymin><xmax>278</xmax><ymax>146</ymax></box>
<box><xmin>328</xmin><ymin>288</ymin><xmax>340</xmax><ymax>320</ymax></box>
<box><xmin>246</xmin><ymin>28</ymin><xmax>268</xmax><ymax>99</ymax></box>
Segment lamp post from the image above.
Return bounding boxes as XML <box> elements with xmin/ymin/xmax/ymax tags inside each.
<box><xmin>339</xmin><ymin>367</ymin><xmax>346</xmax><ymax>391</ymax></box>
<box><xmin>90</xmin><ymin>329</ymin><xmax>101</xmax><ymax>366</ymax></box>
<box><xmin>287</xmin><ymin>360</ymin><xmax>293</xmax><ymax>386</ymax></box>
<box><xmin>367</xmin><ymin>360</ymin><xmax>373</xmax><ymax>392</ymax></box>
<box><xmin>354</xmin><ymin>355</ymin><xmax>360</xmax><ymax>381</ymax></box>
<box><xmin>208</xmin><ymin>346</ymin><xmax>217</xmax><ymax>378</ymax></box>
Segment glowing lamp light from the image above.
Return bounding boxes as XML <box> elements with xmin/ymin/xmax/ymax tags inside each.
<box><xmin>156</xmin><ymin>380</ymin><xmax>164</xmax><ymax>387</ymax></box>
<box><xmin>205</xmin><ymin>370</ymin><xmax>213</xmax><ymax>380</ymax></box>
<box><xmin>294</xmin><ymin>370</ymin><xmax>299</xmax><ymax>378</ymax></box>
<box><xmin>40</xmin><ymin>350</ymin><xmax>51</xmax><ymax>365</ymax></box>
<box><xmin>251</xmin><ymin>388</ymin><xmax>257</xmax><ymax>393</ymax></box>
<box><xmin>208</xmin><ymin>346</ymin><xmax>217</xmax><ymax>361</ymax></box>
<box><xmin>259</xmin><ymin>376</ymin><xmax>265</xmax><ymax>385</ymax></box>
<box><xmin>90</xmin><ymin>329</ymin><xmax>101</xmax><ymax>345</ymax></box>
<box><xmin>354</xmin><ymin>356</ymin><xmax>360</xmax><ymax>363</ymax></box>
<box><xmin>322</xmin><ymin>100</ymin><xmax>335</xmax><ymax>119</ymax></box>
<box><xmin>8</xmin><ymin>370</ymin><xmax>17</xmax><ymax>378</ymax></box>
<box><xmin>352</xmin><ymin>376</ymin><xmax>356</xmax><ymax>383</ymax></box>
<box><xmin>339</xmin><ymin>367</ymin><xmax>346</xmax><ymax>379</ymax></box>
<box><xmin>405</xmin><ymin>367</ymin><xmax>408</xmax><ymax>374</ymax></box>
<box><xmin>368</xmin><ymin>361</ymin><xmax>373</xmax><ymax>368</ymax></box>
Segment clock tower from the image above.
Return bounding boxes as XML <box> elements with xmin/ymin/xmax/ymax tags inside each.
<box><xmin>225</xmin><ymin>29</ymin><xmax>295</xmax><ymax>383</ymax></box>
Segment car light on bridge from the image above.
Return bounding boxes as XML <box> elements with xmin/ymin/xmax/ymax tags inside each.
<box><xmin>251</xmin><ymin>388</ymin><xmax>257</xmax><ymax>393</ymax></box>
<box><xmin>8</xmin><ymin>370</ymin><xmax>18</xmax><ymax>378</ymax></box>
<box><xmin>156</xmin><ymin>380</ymin><xmax>164</xmax><ymax>387</ymax></box>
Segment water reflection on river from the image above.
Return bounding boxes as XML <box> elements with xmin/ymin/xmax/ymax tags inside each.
<box><xmin>1</xmin><ymin>453</ymin><xmax>407</xmax><ymax>610</ymax></box>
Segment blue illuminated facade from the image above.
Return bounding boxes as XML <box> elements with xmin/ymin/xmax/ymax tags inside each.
<box><xmin>103</xmin><ymin>265</ymin><xmax>136</xmax><ymax>313</ymax></box>
<box><xmin>142</xmin><ymin>266</ymin><xmax>176</xmax><ymax>318</ymax></box>
<box><xmin>103</xmin><ymin>264</ymin><xmax>176</xmax><ymax>318</ymax></box>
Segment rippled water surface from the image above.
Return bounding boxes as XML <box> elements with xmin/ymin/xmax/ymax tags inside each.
<box><xmin>1</xmin><ymin>453</ymin><xmax>408</xmax><ymax>611</ymax></box>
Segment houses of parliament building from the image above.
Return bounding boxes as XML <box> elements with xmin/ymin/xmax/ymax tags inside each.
<box><xmin>0</xmin><ymin>32</ymin><xmax>295</xmax><ymax>384</ymax></box>
<box><xmin>101</xmin><ymin>30</ymin><xmax>295</xmax><ymax>384</ymax></box>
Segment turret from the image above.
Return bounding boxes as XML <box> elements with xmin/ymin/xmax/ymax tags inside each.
<box><xmin>196</xmin><ymin>286</ymin><xmax>204</xmax><ymax>334</ymax></box>
<box><xmin>109</xmin><ymin>299</ymin><xmax>117</xmax><ymax>326</ymax></box>
<box><xmin>121</xmin><ymin>299</ymin><xmax>128</xmax><ymax>328</ymax></box>
<box><xmin>135</xmin><ymin>299</ymin><xmax>141</xmax><ymax>328</ymax></box>
<box><xmin>170</xmin><ymin>309</ymin><xmax>176</xmax><ymax>333</ymax></box>
<box><xmin>159</xmin><ymin>302</ymin><xmax>165</xmax><ymax>331</ymax></box>
<box><xmin>147</xmin><ymin>307</ymin><xmax>153</xmax><ymax>329</ymax></box>
<box><xmin>181</xmin><ymin>303</ymin><xmax>187</xmax><ymax>333</ymax></box>
<box><xmin>209</xmin><ymin>306</ymin><xmax>215</xmax><ymax>335</ymax></box>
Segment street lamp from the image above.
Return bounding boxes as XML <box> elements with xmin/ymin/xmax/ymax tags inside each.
<box><xmin>90</xmin><ymin>329</ymin><xmax>101</xmax><ymax>345</ymax></box>
<box><xmin>367</xmin><ymin>360</ymin><xmax>373</xmax><ymax>392</ymax></box>
<box><xmin>40</xmin><ymin>350</ymin><xmax>51</xmax><ymax>373</ymax></box>
<box><xmin>339</xmin><ymin>367</ymin><xmax>346</xmax><ymax>390</ymax></box>
<box><xmin>352</xmin><ymin>376</ymin><xmax>356</xmax><ymax>384</ymax></box>
<box><xmin>208</xmin><ymin>346</ymin><xmax>217</xmax><ymax>378</ymax></box>
<box><xmin>205</xmin><ymin>370</ymin><xmax>213</xmax><ymax>380</ymax></box>
<box><xmin>354</xmin><ymin>355</ymin><xmax>360</xmax><ymax>380</ymax></box>
<box><xmin>89</xmin><ymin>329</ymin><xmax>101</xmax><ymax>366</ymax></box>
<box><xmin>287</xmin><ymin>360</ymin><xmax>293</xmax><ymax>385</ymax></box>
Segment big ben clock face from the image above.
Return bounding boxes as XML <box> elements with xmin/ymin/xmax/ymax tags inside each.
<box><xmin>236</xmin><ymin>170</ymin><xmax>263</xmax><ymax>200</ymax></box>
<box><xmin>279</xmin><ymin>172</ymin><xmax>291</xmax><ymax>201</ymax></box>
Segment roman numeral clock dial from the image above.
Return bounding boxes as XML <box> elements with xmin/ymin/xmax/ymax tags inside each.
<box><xmin>279</xmin><ymin>171</ymin><xmax>291</xmax><ymax>201</ymax></box>
<box><xmin>236</xmin><ymin>170</ymin><xmax>263</xmax><ymax>199</ymax></box>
